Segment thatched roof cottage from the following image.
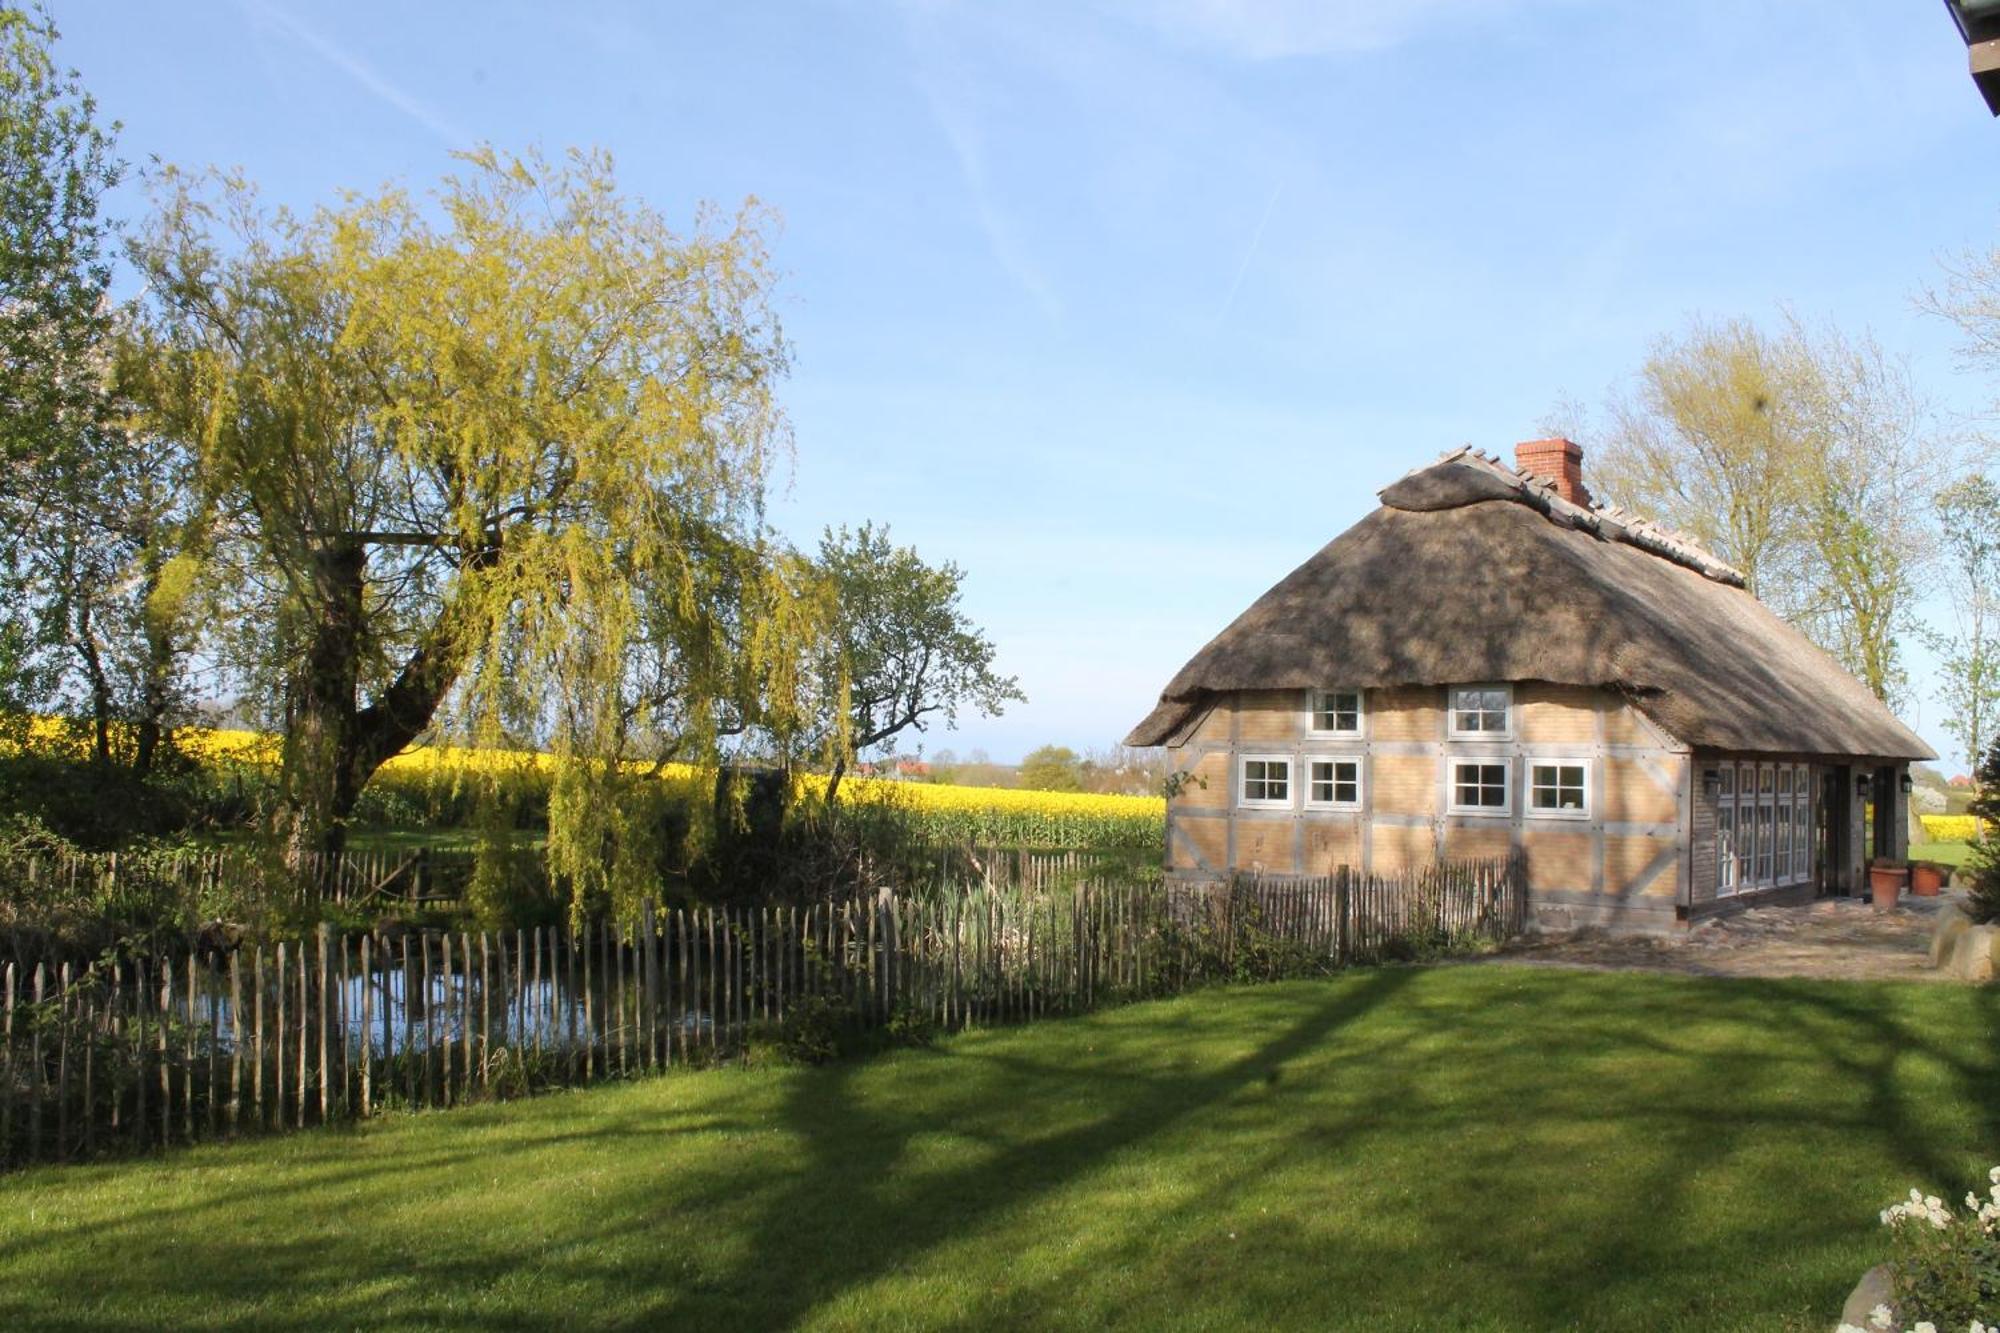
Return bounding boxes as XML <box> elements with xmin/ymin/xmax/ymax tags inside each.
<box><xmin>1126</xmin><ymin>440</ymin><xmax>1933</xmax><ymax>931</ymax></box>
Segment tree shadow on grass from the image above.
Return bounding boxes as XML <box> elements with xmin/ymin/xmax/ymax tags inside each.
<box><xmin>616</xmin><ymin>967</ymin><xmax>1423</xmax><ymax>1329</ymax></box>
<box><xmin>0</xmin><ymin>967</ymin><xmax>1994</xmax><ymax>1331</ymax></box>
<box><xmin>616</xmin><ymin>967</ymin><xmax>2000</xmax><ymax>1331</ymax></box>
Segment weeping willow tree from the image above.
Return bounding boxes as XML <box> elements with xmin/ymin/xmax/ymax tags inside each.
<box><xmin>127</xmin><ymin>147</ymin><xmax>827</xmax><ymax>916</ymax></box>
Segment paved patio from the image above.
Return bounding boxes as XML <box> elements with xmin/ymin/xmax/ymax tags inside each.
<box><xmin>1488</xmin><ymin>893</ymin><xmax>1962</xmax><ymax>983</ymax></box>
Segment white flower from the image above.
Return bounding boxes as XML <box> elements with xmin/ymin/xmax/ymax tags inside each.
<box><xmin>1869</xmin><ymin>1304</ymin><xmax>1894</xmax><ymax>1330</ymax></box>
<box><xmin>1911</xmin><ymin>1322</ymin><xmax>1936</xmax><ymax>1333</ymax></box>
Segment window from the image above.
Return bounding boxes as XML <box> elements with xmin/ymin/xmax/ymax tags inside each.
<box><xmin>1239</xmin><ymin>756</ymin><xmax>1292</xmax><ymax>808</ymax></box>
<box><xmin>1308</xmin><ymin>689</ymin><xmax>1362</xmax><ymax>734</ymax></box>
<box><xmin>1793</xmin><ymin>766</ymin><xmax>1813</xmax><ymax>879</ymax></box>
<box><xmin>1529</xmin><ymin>762</ymin><xmax>1588</xmax><ymax>817</ymax></box>
<box><xmin>1717</xmin><ymin>802</ymin><xmax>1737</xmax><ymax>893</ymax></box>
<box><xmin>1738</xmin><ymin>776</ymin><xmax>1757</xmax><ymax>889</ymax></box>
<box><xmin>1756</xmin><ymin>765</ymin><xmax>1776</xmax><ymax>883</ymax></box>
<box><xmin>1450</xmin><ymin>759</ymin><xmax>1510</xmax><ymax>814</ymax></box>
<box><xmin>1449</xmin><ymin>686</ymin><xmax>1511</xmax><ymax>736</ymax></box>
<box><xmin>1307</xmin><ymin>758</ymin><xmax>1361</xmax><ymax>808</ymax></box>
<box><xmin>1776</xmin><ymin>801</ymin><xmax>1792</xmax><ymax>881</ymax></box>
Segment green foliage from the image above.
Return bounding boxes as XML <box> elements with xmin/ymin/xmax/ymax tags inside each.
<box><xmin>1017</xmin><ymin>744</ymin><xmax>1083</xmax><ymax>793</ymax></box>
<box><xmin>1967</xmin><ymin>742</ymin><xmax>2000</xmax><ymax>926</ymax></box>
<box><xmin>1593</xmin><ymin>313</ymin><xmax>1945</xmax><ymax>705</ymax></box>
<box><xmin>1928</xmin><ymin>474</ymin><xmax>2000</xmax><ymax>791</ymax></box>
<box><xmin>125</xmin><ymin>148</ymin><xmax>810</xmax><ymax>912</ymax></box>
<box><xmin>1878</xmin><ymin>1169</ymin><xmax>2000</xmax><ymax>1330</ymax></box>
<box><xmin>885</xmin><ymin>999</ymin><xmax>936</xmax><ymax>1049</ymax></box>
<box><xmin>0</xmin><ymin>4</ymin><xmax>118</xmax><ymax>470</ymax></box>
<box><xmin>774</xmin><ymin>989</ymin><xmax>854</xmax><ymax>1065</ymax></box>
<box><xmin>810</xmin><ymin>523</ymin><xmax>1022</xmax><ymax>793</ymax></box>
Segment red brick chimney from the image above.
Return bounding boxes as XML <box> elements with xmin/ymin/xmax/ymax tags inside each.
<box><xmin>1514</xmin><ymin>437</ymin><xmax>1590</xmax><ymax>508</ymax></box>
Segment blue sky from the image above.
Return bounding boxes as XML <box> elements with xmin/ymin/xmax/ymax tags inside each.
<box><xmin>51</xmin><ymin>1</ymin><xmax>2000</xmax><ymax>768</ymax></box>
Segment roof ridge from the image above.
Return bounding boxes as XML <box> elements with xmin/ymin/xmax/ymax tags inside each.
<box><xmin>1438</xmin><ymin>448</ymin><xmax>1746</xmax><ymax>587</ymax></box>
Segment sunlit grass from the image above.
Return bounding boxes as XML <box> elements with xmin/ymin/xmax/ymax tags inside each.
<box><xmin>1</xmin><ymin>965</ymin><xmax>1993</xmax><ymax>1330</ymax></box>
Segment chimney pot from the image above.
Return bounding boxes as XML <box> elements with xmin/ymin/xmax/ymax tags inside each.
<box><xmin>1514</xmin><ymin>437</ymin><xmax>1590</xmax><ymax>508</ymax></box>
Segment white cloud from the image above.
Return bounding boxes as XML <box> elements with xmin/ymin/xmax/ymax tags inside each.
<box><xmin>1102</xmin><ymin>0</ymin><xmax>1551</xmax><ymax>59</ymax></box>
<box><xmin>903</xmin><ymin>11</ymin><xmax>1066</xmax><ymax>322</ymax></box>
<box><xmin>237</xmin><ymin>0</ymin><xmax>472</xmax><ymax>146</ymax></box>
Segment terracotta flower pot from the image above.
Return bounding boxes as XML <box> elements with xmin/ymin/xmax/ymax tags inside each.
<box><xmin>1911</xmin><ymin>863</ymin><xmax>1944</xmax><ymax>897</ymax></box>
<box><xmin>1869</xmin><ymin>860</ymin><xmax>1908</xmax><ymax>910</ymax></box>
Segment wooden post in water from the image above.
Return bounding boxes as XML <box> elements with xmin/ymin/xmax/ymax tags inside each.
<box><xmin>462</xmin><ymin>930</ymin><xmax>475</xmax><ymax>1102</ymax></box>
<box><xmin>295</xmin><ymin>942</ymin><xmax>309</xmax><ymax>1130</ymax></box>
<box><xmin>480</xmin><ymin>930</ymin><xmax>493</xmax><ymax>1094</ymax></box>
<box><xmin>438</xmin><ymin>932</ymin><xmax>454</xmax><ymax>1108</ymax></box>
<box><xmin>359</xmin><ymin>935</ymin><xmax>373</xmax><ymax>1118</ymax></box>
<box><xmin>2</xmin><ymin>960</ymin><xmax>15</xmax><ymax>1164</ymax></box>
<box><xmin>641</xmin><ymin>901</ymin><xmax>658</xmax><ymax>1071</ymax></box>
<box><xmin>318</xmin><ymin>929</ymin><xmax>332</xmax><ymax>1125</ymax></box>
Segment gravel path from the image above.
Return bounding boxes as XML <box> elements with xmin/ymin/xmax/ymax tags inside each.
<box><xmin>1486</xmin><ymin>893</ymin><xmax>1959</xmax><ymax>983</ymax></box>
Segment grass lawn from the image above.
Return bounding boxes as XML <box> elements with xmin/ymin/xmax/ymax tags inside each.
<box><xmin>1</xmin><ymin>966</ymin><xmax>1995</xmax><ymax>1331</ymax></box>
<box><xmin>1911</xmin><ymin>839</ymin><xmax>1979</xmax><ymax>870</ymax></box>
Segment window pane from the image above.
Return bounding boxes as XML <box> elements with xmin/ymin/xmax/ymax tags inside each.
<box><xmin>1784</xmin><ymin>792</ymin><xmax>1800</xmax><ymax>876</ymax></box>
<box><xmin>1718</xmin><ymin>766</ymin><xmax>1735</xmax><ymax>797</ymax></box>
<box><xmin>1718</xmin><ymin>806</ymin><xmax>1736</xmax><ymax>890</ymax></box>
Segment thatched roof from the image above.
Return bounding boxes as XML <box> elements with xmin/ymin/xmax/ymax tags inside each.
<box><xmin>1126</xmin><ymin>448</ymin><xmax>1933</xmax><ymax>760</ymax></box>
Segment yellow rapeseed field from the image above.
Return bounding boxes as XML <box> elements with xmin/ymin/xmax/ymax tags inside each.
<box><xmin>19</xmin><ymin>720</ymin><xmax>1166</xmax><ymax>850</ymax></box>
<box><xmin>1919</xmin><ymin>813</ymin><xmax>1988</xmax><ymax>843</ymax></box>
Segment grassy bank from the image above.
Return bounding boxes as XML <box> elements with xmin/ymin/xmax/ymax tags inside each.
<box><xmin>1</xmin><ymin>966</ymin><xmax>1994</xmax><ymax>1330</ymax></box>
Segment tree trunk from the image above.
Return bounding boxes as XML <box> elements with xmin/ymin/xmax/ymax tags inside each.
<box><xmin>132</xmin><ymin>551</ymin><xmax>176</xmax><ymax>778</ymax></box>
<box><xmin>284</xmin><ymin>542</ymin><xmax>367</xmax><ymax>863</ymax></box>
<box><xmin>283</xmin><ymin>539</ymin><xmax>497</xmax><ymax>862</ymax></box>
<box><xmin>71</xmin><ymin>595</ymin><xmax>113</xmax><ymax>770</ymax></box>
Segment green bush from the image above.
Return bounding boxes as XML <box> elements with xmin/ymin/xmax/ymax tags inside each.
<box><xmin>1850</xmin><ymin>1166</ymin><xmax>2000</xmax><ymax>1331</ymax></box>
<box><xmin>775</xmin><ymin>990</ymin><xmax>854</xmax><ymax>1065</ymax></box>
<box><xmin>1968</xmin><ymin>743</ymin><xmax>2000</xmax><ymax>927</ymax></box>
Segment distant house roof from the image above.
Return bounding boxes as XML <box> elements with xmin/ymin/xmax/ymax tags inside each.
<box><xmin>1126</xmin><ymin>447</ymin><xmax>1933</xmax><ymax>761</ymax></box>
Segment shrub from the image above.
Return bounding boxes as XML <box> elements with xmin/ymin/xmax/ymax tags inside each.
<box><xmin>775</xmin><ymin>991</ymin><xmax>853</xmax><ymax>1065</ymax></box>
<box><xmin>1969</xmin><ymin>746</ymin><xmax>2000</xmax><ymax>927</ymax></box>
<box><xmin>1838</xmin><ymin>1166</ymin><xmax>2000</xmax><ymax>1332</ymax></box>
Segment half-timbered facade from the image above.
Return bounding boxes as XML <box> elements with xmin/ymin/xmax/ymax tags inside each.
<box><xmin>1127</xmin><ymin>441</ymin><xmax>1933</xmax><ymax>931</ymax></box>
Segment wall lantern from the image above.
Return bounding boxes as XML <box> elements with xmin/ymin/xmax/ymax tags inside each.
<box><xmin>1900</xmin><ymin>772</ymin><xmax>1915</xmax><ymax>794</ymax></box>
<box><xmin>1944</xmin><ymin>0</ymin><xmax>2000</xmax><ymax>115</ymax></box>
<box><xmin>1856</xmin><ymin>773</ymin><xmax>1873</xmax><ymax>798</ymax></box>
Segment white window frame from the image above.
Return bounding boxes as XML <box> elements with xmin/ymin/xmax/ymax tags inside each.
<box><xmin>1756</xmin><ymin>763</ymin><xmax>1777</xmax><ymax>885</ymax></box>
<box><xmin>1304</xmin><ymin>757</ymin><xmax>1363</xmax><ymax>810</ymax></box>
<box><xmin>1793</xmin><ymin>765</ymin><xmax>1813</xmax><ymax>880</ymax></box>
<box><xmin>1736</xmin><ymin>764</ymin><xmax>1756</xmax><ymax>889</ymax></box>
<box><xmin>1238</xmin><ymin>754</ymin><xmax>1295</xmax><ymax>810</ymax></box>
<box><xmin>1775</xmin><ymin>799</ymin><xmax>1793</xmax><ymax>884</ymax></box>
<box><xmin>1717</xmin><ymin>800</ymin><xmax>1738</xmax><ymax>894</ymax></box>
<box><xmin>1448</xmin><ymin>757</ymin><xmax>1512</xmax><ymax>817</ymax></box>
<box><xmin>1526</xmin><ymin>760</ymin><xmax>1590</xmax><ymax>820</ymax></box>
<box><xmin>1305</xmin><ymin>688</ymin><xmax>1365</xmax><ymax>736</ymax></box>
<box><xmin>1448</xmin><ymin>684</ymin><xmax>1513</xmax><ymax>739</ymax></box>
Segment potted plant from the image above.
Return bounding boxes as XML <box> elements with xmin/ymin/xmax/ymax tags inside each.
<box><xmin>1910</xmin><ymin>861</ymin><xmax>1946</xmax><ymax>897</ymax></box>
<box><xmin>1869</xmin><ymin>859</ymin><xmax>1908</xmax><ymax>910</ymax></box>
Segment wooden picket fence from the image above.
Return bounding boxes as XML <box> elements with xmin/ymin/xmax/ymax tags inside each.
<box><xmin>0</xmin><ymin>855</ymin><xmax>1523</xmax><ymax>1169</ymax></box>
